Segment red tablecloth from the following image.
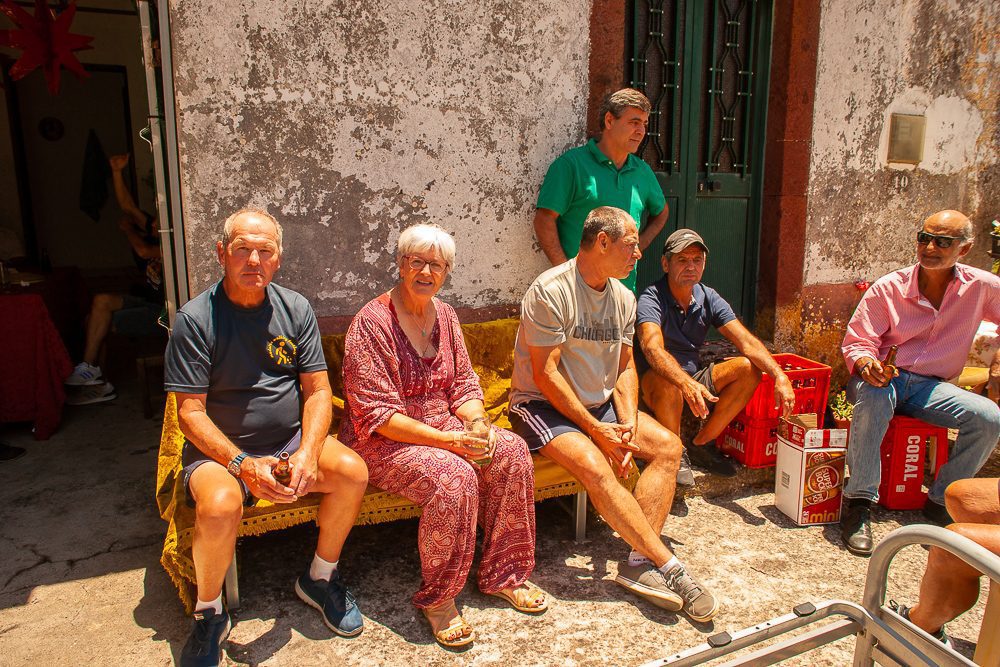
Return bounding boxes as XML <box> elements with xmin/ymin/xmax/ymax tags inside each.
<box><xmin>0</xmin><ymin>293</ymin><xmax>73</xmax><ymax>439</ymax></box>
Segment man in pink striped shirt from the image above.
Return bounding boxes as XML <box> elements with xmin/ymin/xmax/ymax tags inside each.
<box><xmin>840</xmin><ymin>209</ymin><xmax>1000</xmax><ymax>557</ymax></box>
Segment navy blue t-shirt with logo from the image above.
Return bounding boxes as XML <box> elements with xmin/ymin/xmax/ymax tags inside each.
<box><xmin>635</xmin><ymin>277</ymin><xmax>736</xmax><ymax>375</ymax></box>
<box><xmin>164</xmin><ymin>280</ymin><xmax>327</xmax><ymax>457</ymax></box>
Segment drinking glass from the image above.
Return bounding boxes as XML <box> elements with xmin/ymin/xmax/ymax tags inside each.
<box><xmin>463</xmin><ymin>417</ymin><xmax>492</xmax><ymax>468</ymax></box>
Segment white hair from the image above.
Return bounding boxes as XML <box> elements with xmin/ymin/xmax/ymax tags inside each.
<box><xmin>396</xmin><ymin>223</ymin><xmax>456</xmax><ymax>269</ymax></box>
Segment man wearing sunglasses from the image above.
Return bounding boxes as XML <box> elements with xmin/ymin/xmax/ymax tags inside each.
<box><xmin>840</xmin><ymin>209</ymin><xmax>1000</xmax><ymax>557</ymax></box>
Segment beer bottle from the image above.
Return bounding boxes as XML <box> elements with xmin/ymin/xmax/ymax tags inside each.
<box><xmin>881</xmin><ymin>345</ymin><xmax>898</xmax><ymax>377</ymax></box>
<box><xmin>273</xmin><ymin>451</ymin><xmax>292</xmax><ymax>485</ymax></box>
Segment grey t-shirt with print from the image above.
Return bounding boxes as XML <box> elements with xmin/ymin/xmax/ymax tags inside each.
<box><xmin>510</xmin><ymin>258</ymin><xmax>636</xmax><ymax>409</ymax></box>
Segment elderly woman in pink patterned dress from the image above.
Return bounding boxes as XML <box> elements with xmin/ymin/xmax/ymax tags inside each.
<box><xmin>340</xmin><ymin>223</ymin><xmax>546</xmax><ymax>648</ymax></box>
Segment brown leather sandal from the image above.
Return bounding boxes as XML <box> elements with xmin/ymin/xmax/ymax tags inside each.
<box><xmin>488</xmin><ymin>582</ymin><xmax>549</xmax><ymax>614</ymax></box>
<box><xmin>422</xmin><ymin>600</ymin><xmax>474</xmax><ymax>648</ymax></box>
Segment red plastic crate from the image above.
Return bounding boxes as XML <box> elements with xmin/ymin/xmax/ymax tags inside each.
<box><xmin>877</xmin><ymin>416</ymin><xmax>950</xmax><ymax>510</ymax></box>
<box><xmin>742</xmin><ymin>353</ymin><xmax>832</xmax><ymax>425</ymax></box>
<box><xmin>717</xmin><ymin>414</ymin><xmax>780</xmax><ymax>468</ymax></box>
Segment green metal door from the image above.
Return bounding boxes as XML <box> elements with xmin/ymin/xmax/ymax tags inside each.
<box><xmin>629</xmin><ymin>0</ymin><xmax>773</xmax><ymax>325</ymax></box>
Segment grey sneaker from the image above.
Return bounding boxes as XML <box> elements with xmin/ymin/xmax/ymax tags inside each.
<box><xmin>665</xmin><ymin>565</ymin><xmax>719</xmax><ymax>622</ymax></box>
<box><xmin>676</xmin><ymin>449</ymin><xmax>695</xmax><ymax>487</ymax></box>
<box><xmin>614</xmin><ymin>561</ymin><xmax>683</xmax><ymax>611</ymax></box>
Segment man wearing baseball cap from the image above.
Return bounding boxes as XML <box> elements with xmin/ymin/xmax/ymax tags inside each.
<box><xmin>635</xmin><ymin>229</ymin><xmax>795</xmax><ymax>484</ymax></box>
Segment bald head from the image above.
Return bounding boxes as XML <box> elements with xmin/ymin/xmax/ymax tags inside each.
<box><xmin>916</xmin><ymin>209</ymin><xmax>974</xmax><ymax>272</ymax></box>
<box><xmin>222</xmin><ymin>207</ymin><xmax>283</xmax><ymax>254</ymax></box>
<box><xmin>923</xmin><ymin>209</ymin><xmax>973</xmax><ymax>241</ymax></box>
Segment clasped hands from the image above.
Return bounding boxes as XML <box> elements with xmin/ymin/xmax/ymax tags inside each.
<box><xmin>238</xmin><ymin>450</ymin><xmax>317</xmax><ymax>504</ymax></box>
<box><xmin>590</xmin><ymin>420</ymin><xmax>638</xmax><ymax>479</ymax></box>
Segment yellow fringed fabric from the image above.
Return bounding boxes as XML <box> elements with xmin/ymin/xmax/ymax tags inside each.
<box><xmin>156</xmin><ymin>317</ymin><xmax>636</xmax><ymax>611</ymax></box>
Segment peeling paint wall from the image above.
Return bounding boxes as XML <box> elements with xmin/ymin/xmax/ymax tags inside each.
<box><xmin>775</xmin><ymin>0</ymin><xmax>999</xmax><ymax>372</ymax></box>
<box><xmin>168</xmin><ymin>0</ymin><xmax>590</xmax><ymax>319</ymax></box>
<box><xmin>804</xmin><ymin>0</ymin><xmax>998</xmax><ymax>286</ymax></box>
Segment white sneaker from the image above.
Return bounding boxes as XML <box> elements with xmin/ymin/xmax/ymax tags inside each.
<box><xmin>66</xmin><ymin>362</ymin><xmax>104</xmax><ymax>386</ymax></box>
<box><xmin>65</xmin><ymin>382</ymin><xmax>117</xmax><ymax>405</ymax></box>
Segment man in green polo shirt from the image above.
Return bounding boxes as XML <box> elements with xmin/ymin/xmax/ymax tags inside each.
<box><xmin>533</xmin><ymin>88</ymin><xmax>669</xmax><ymax>291</ymax></box>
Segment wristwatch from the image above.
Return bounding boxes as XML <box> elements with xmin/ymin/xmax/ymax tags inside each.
<box><xmin>227</xmin><ymin>452</ymin><xmax>248</xmax><ymax>478</ymax></box>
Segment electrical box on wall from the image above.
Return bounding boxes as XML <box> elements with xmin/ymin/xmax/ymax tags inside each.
<box><xmin>887</xmin><ymin>113</ymin><xmax>925</xmax><ymax>165</ymax></box>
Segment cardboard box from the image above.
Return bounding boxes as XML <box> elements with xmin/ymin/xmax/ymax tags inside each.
<box><xmin>777</xmin><ymin>414</ymin><xmax>848</xmax><ymax>449</ymax></box>
<box><xmin>775</xmin><ymin>415</ymin><xmax>847</xmax><ymax>526</ymax></box>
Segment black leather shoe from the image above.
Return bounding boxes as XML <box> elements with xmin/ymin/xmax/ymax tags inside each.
<box><xmin>686</xmin><ymin>443</ymin><xmax>739</xmax><ymax>477</ymax></box>
<box><xmin>921</xmin><ymin>499</ymin><xmax>953</xmax><ymax>526</ymax></box>
<box><xmin>840</xmin><ymin>500</ymin><xmax>873</xmax><ymax>556</ymax></box>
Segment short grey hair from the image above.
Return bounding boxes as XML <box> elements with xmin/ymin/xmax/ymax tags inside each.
<box><xmin>580</xmin><ymin>206</ymin><xmax>631</xmax><ymax>248</ymax></box>
<box><xmin>396</xmin><ymin>223</ymin><xmax>456</xmax><ymax>269</ymax></box>
<box><xmin>597</xmin><ymin>88</ymin><xmax>652</xmax><ymax>134</ymax></box>
<box><xmin>959</xmin><ymin>218</ymin><xmax>975</xmax><ymax>241</ymax></box>
<box><xmin>222</xmin><ymin>207</ymin><xmax>284</xmax><ymax>253</ymax></box>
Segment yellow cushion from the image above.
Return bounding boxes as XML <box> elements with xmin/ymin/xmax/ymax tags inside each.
<box><xmin>156</xmin><ymin>318</ymin><xmax>627</xmax><ymax>611</ymax></box>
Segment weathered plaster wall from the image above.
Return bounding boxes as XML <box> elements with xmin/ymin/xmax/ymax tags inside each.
<box><xmin>776</xmin><ymin>0</ymin><xmax>999</xmax><ymax>379</ymax></box>
<box><xmin>168</xmin><ymin>0</ymin><xmax>590</xmax><ymax>322</ymax></box>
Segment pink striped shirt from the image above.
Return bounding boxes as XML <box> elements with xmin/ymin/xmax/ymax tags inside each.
<box><xmin>842</xmin><ymin>263</ymin><xmax>1000</xmax><ymax>380</ymax></box>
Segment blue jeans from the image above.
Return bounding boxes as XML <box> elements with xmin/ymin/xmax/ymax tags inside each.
<box><xmin>845</xmin><ymin>370</ymin><xmax>1000</xmax><ymax>505</ymax></box>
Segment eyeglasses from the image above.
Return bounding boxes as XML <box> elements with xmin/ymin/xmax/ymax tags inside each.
<box><xmin>404</xmin><ymin>255</ymin><xmax>448</xmax><ymax>274</ymax></box>
<box><xmin>916</xmin><ymin>231</ymin><xmax>963</xmax><ymax>248</ymax></box>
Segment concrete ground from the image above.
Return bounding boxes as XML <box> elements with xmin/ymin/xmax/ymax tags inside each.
<box><xmin>0</xmin><ymin>379</ymin><xmax>996</xmax><ymax>666</ymax></box>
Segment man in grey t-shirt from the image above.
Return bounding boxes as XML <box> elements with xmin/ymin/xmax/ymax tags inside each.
<box><xmin>509</xmin><ymin>206</ymin><xmax>720</xmax><ymax>623</ymax></box>
<box><xmin>164</xmin><ymin>209</ymin><xmax>369</xmax><ymax>666</ymax></box>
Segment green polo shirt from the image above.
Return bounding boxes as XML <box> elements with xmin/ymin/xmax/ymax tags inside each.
<box><xmin>537</xmin><ymin>139</ymin><xmax>666</xmax><ymax>291</ymax></box>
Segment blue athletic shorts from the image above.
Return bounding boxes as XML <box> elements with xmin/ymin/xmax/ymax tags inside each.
<box><xmin>508</xmin><ymin>399</ymin><xmax>617</xmax><ymax>451</ymax></box>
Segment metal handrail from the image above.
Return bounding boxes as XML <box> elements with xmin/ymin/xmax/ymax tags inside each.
<box><xmin>854</xmin><ymin>523</ymin><xmax>1000</xmax><ymax>666</ymax></box>
<box><xmin>643</xmin><ymin>523</ymin><xmax>999</xmax><ymax>666</ymax></box>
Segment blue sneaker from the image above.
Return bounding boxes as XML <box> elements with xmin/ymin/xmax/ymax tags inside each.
<box><xmin>295</xmin><ymin>569</ymin><xmax>363</xmax><ymax>637</ymax></box>
<box><xmin>179</xmin><ymin>607</ymin><xmax>231</xmax><ymax>667</ymax></box>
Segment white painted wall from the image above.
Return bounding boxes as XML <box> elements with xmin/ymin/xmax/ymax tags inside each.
<box><xmin>169</xmin><ymin>0</ymin><xmax>591</xmax><ymax>317</ymax></box>
<box><xmin>803</xmin><ymin>0</ymin><xmax>999</xmax><ymax>286</ymax></box>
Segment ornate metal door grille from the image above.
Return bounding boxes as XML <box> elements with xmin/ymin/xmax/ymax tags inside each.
<box><xmin>627</xmin><ymin>0</ymin><xmax>773</xmax><ymax>323</ymax></box>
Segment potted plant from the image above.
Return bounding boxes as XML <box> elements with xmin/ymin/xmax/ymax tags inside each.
<box><xmin>830</xmin><ymin>390</ymin><xmax>853</xmax><ymax>431</ymax></box>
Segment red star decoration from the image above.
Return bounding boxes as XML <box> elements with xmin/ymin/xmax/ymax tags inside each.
<box><xmin>0</xmin><ymin>0</ymin><xmax>93</xmax><ymax>95</ymax></box>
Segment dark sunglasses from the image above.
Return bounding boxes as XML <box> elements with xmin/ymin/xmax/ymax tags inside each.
<box><xmin>916</xmin><ymin>231</ymin><xmax>964</xmax><ymax>248</ymax></box>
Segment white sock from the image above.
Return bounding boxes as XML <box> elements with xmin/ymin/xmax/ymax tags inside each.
<box><xmin>628</xmin><ymin>550</ymin><xmax>651</xmax><ymax>566</ymax></box>
<box><xmin>658</xmin><ymin>556</ymin><xmax>681</xmax><ymax>575</ymax></box>
<box><xmin>195</xmin><ymin>593</ymin><xmax>223</xmax><ymax>615</ymax></box>
<box><xmin>309</xmin><ymin>554</ymin><xmax>338</xmax><ymax>582</ymax></box>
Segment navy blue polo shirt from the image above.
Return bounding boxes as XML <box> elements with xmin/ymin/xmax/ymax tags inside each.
<box><xmin>635</xmin><ymin>277</ymin><xmax>737</xmax><ymax>375</ymax></box>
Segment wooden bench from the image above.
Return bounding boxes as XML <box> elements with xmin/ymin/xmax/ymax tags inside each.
<box><xmin>156</xmin><ymin>317</ymin><xmax>633</xmax><ymax>611</ymax></box>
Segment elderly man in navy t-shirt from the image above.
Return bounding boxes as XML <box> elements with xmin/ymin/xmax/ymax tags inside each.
<box><xmin>164</xmin><ymin>208</ymin><xmax>369</xmax><ymax>667</ymax></box>
<box><xmin>636</xmin><ymin>229</ymin><xmax>795</xmax><ymax>485</ymax></box>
